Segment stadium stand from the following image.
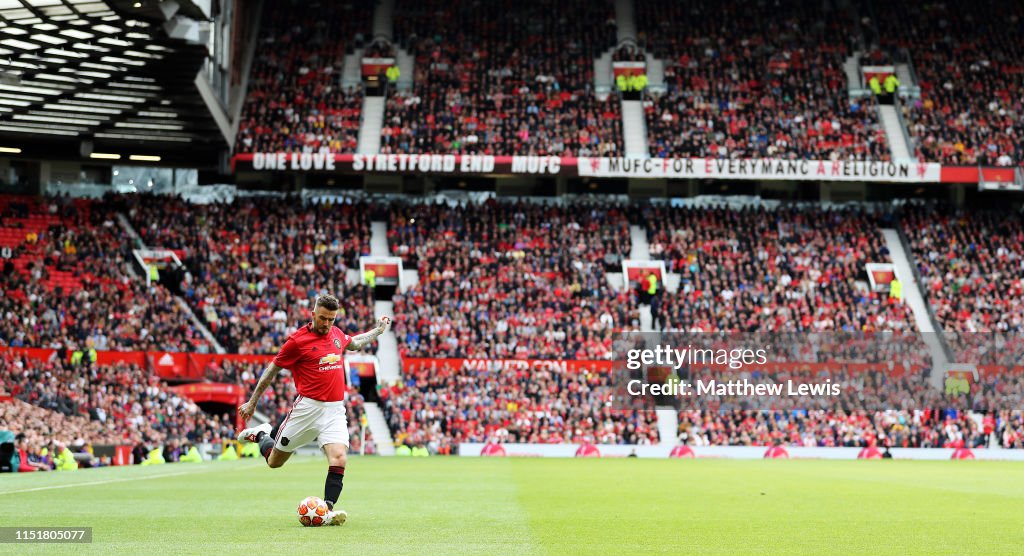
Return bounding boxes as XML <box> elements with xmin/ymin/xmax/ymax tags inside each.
<box><xmin>871</xmin><ymin>0</ymin><xmax>1024</xmax><ymax>166</ymax></box>
<box><xmin>901</xmin><ymin>205</ymin><xmax>1024</xmax><ymax>334</ymax></box>
<box><xmin>2</xmin><ymin>352</ymin><xmax>231</xmax><ymax>447</ymax></box>
<box><xmin>117</xmin><ymin>194</ymin><xmax>376</xmax><ymax>354</ymax></box>
<box><xmin>3</xmin><ymin>193</ymin><xmax>1023</xmax><ymax>456</ymax></box>
<box><xmin>234</xmin><ymin>0</ymin><xmax>372</xmax><ymax>155</ymax></box>
<box><xmin>381</xmin><ymin>359</ymin><xmax>660</xmax><ymax>453</ymax></box>
<box><xmin>381</xmin><ymin>0</ymin><xmax>622</xmax><ymax>156</ymax></box>
<box><xmin>675</xmin><ymin>368</ymin><xmax>1024</xmax><ymax>449</ymax></box>
<box><xmin>0</xmin><ymin>196</ymin><xmax>209</xmax><ymax>352</ymax></box>
<box><xmin>387</xmin><ymin>199</ymin><xmax>639</xmax><ymax>359</ymax></box>
<box><xmin>635</xmin><ymin>204</ymin><xmax>914</xmax><ymax>332</ymax></box>
<box><xmin>637</xmin><ymin>0</ymin><xmax>890</xmax><ymax>160</ymax></box>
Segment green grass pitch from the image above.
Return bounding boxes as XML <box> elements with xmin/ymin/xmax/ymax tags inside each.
<box><xmin>2</xmin><ymin>457</ymin><xmax>1023</xmax><ymax>554</ymax></box>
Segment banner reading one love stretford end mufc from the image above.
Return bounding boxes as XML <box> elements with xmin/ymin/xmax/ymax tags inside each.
<box><xmin>232</xmin><ymin>153</ymin><xmax>978</xmax><ymax>183</ymax></box>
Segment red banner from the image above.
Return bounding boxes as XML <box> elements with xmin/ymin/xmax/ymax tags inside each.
<box><xmin>96</xmin><ymin>351</ymin><xmax>147</xmax><ymax>367</ymax></box>
<box><xmin>189</xmin><ymin>353</ymin><xmax>274</xmax><ymax>369</ymax></box>
<box><xmin>363</xmin><ymin>262</ymin><xmax>399</xmax><ymax>279</ymax></box>
<box><xmin>361</xmin><ymin>56</ymin><xmax>395</xmax><ymax>77</ymax></box>
<box><xmin>623</xmin><ymin>260</ymin><xmax>666</xmax><ymax>283</ymax></box>
<box><xmin>169</xmin><ymin>383</ymin><xmax>248</xmax><ymax>430</ymax></box>
<box><xmin>612</xmin><ymin>61</ymin><xmax>646</xmax><ymax>78</ymax></box>
<box><xmin>147</xmin><ymin>351</ymin><xmax>194</xmax><ymax>380</ymax></box>
<box><xmin>169</xmin><ymin>382</ymin><xmax>246</xmax><ymax>404</ymax></box>
<box><xmin>350</xmin><ymin>361</ymin><xmax>376</xmax><ymax>378</ymax></box>
<box><xmin>861</xmin><ymin>65</ymin><xmax>895</xmax><ymax>84</ymax></box>
<box><xmin>2</xmin><ymin>347</ymin><xmax>58</xmax><ymax>362</ymax></box>
<box><xmin>114</xmin><ymin>445</ymin><xmax>133</xmax><ymax>466</ymax></box>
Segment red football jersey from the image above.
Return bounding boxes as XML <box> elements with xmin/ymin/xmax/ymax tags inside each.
<box><xmin>272</xmin><ymin>323</ymin><xmax>352</xmax><ymax>402</ymax></box>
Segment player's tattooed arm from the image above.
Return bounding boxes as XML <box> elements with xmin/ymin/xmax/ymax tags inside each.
<box><xmin>238</xmin><ymin>362</ymin><xmax>282</xmax><ymax>420</ymax></box>
<box><xmin>346</xmin><ymin>316</ymin><xmax>391</xmax><ymax>350</ymax></box>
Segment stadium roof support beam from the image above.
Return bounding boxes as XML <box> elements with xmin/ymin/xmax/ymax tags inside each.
<box><xmin>0</xmin><ymin>0</ymin><xmax>222</xmax><ymax>149</ymax></box>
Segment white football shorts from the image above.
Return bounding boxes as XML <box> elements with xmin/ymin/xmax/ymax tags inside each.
<box><xmin>274</xmin><ymin>395</ymin><xmax>350</xmax><ymax>452</ymax></box>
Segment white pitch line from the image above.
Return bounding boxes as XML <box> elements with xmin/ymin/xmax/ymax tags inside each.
<box><xmin>0</xmin><ymin>468</ymin><xmax>205</xmax><ymax>495</ymax></box>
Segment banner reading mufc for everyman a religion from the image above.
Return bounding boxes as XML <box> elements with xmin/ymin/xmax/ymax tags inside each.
<box><xmin>233</xmin><ymin>153</ymin><xmax>960</xmax><ymax>183</ymax></box>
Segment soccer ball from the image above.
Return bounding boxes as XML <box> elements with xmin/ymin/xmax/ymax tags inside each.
<box><xmin>296</xmin><ymin>496</ymin><xmax>330</xmax><ymax>527</ymax></box>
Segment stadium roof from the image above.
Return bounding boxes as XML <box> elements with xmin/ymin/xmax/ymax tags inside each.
<box><xmin>0</xmin><ymin>0</ymin><xmax>222</xmax><ymax>165</ymax></box>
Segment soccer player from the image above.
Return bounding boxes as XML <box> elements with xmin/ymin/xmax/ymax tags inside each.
<box><xmin>236</xmin><ymin>293</ymin><xmax>390</xmax><ymax>526</ymax></box>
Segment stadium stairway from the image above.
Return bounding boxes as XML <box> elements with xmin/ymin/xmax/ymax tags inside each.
<box><xmin>844</xmin><ymin>52</ymin><xmax>863</xmax><ymax>92</ymax></box>
<box><xmin>594</xmin><ymin>48</ymin><xmax>614</xmax><ymax>97</ymax></box>
<box><xmin>628</xmin><ymin>225</ymin><xmax>650</xmax><ymax>260</ymax></box>
<box><xmin>115</xmin><ymin>212</ymin><xmax>226</xmax><ymax>354</ymax></box>
<box><xmin>881</xmin><ymin>229</ymin><xmax>951</xmax><ymax>387</ymax></box>
<box><xmin>371</xmin><ymin>0</ymin><xmax>393</xmax><ymax>41</ymax></box>
<box><xmin>625</xmin><ymin>224</ymin><xmax>679</xmax><ymax>296</ymax></box>
<box><xmin>115</xmin><ymin>212</ymin><xmax>144</xmax><ymax>252</ymax></box>
<box><xmin>395</xmin><ymin>48</ymin><xmax>415</xmax><ymax>92</ymax></box>
<box><xmin>358</xmin><ymin>217</ymin><xmax>401</xmax><ymax>455</ymax></box>
<box><xmin>363</xmin><ymin>402</ymin><xmax>395</xmax><ymax>455</ymax></box>
<box><xmin>895</xmin><ymin>62</ymin><xmax>917</xmax><ymax>91</ymax></box>
<box><xmin>606</xmin><ymin>272</ymin><xmax>623</xmax><ymax>292</ymax></box>
<box><xmin>622</xmin><ymin>100</ymin><xmax>649</xmax><ymax>158</ymax></box>
<box><xmin>643</xmin><ymin>51</ymin><xmax>667</xmax><ymax>94</ymax></box>
<box><xmin>614</xmin><ymin>0</ymin><xmax>637</xmax><ymax>43</ymax></box>
<box><xmin>370</xmin><ymin>221</ymin><xmax>390</xmax><ymax>256</ymax></box>
<box><xmin>369</xmin><ymin>221</ymin><xmax>405</xmax><ymax>383</ymax></box>
<box><xmin>369</xmin><ymin>0</ymin><xmax>413</xmax><ymax>92</ymax></box>
<box><xmin>878</xmin><ymin>104</ymin><xmax>914</xmax><ymax>161</ymax></box>
<box><xmin>358</xmin><ymin>97</ymin><xmax>386</xmax><ymax>155</ymax></box>
<box><xmin>374</xmin><ymin>300</ymin><xmax>401</xmax><ymax>384</ymax></box>
<box><xmin>655</xmin><ymin>408</ymin><xmax>679</xmax><ymax>446</ymax></box>
<box><xmin>632</xmin><ymin>206</ymin><xmax>678</xmax><ymax>443</ymax></box>
<box><xmin>341</xmin><ymin>48</ymin><xmax>365</xmax><ymax>89</ymax></box>
<box><xmin>400</xmin><ymin>268</ymin><xmax>420</xmax><ymax>293</ymax></box>
<box><xmin>639</xmin><ymin>306</ymin><xmax>653</xmax><ymax>331</ymax></box>
<box><xmin>630</xmin><ymin>223</ymin><xmax>653</xmax><ymax>328</ymax></box>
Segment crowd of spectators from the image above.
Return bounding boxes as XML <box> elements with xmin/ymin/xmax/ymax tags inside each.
<box><xmin>901</xmin><ymin>205</ymin><xmax>1024</xmax><ymax>335</ymax></box>
<box><xmin>677</xmin><ymin>407</ymin><xmax>1021</xmax><ymax>449</ymax></box>
<box><xmin>0</xmin><ymin>397</ymin><xmax>120</xmax><ymax>448</ymax></box>
<box><xmin>674</xmin><ymin>367</ymin><xmax>1024</xmax><ymax>449</ymax></box>
<box><xmin>379</xmin><ymin>358</ymin><xmax>1024</xmax><ymax>452</ymax></box>
<box><xmin>5</xmin><ymin>192</ymin><xmax>1024</xmax><ymax>456</ymax></box>
<box><xmin>387</xmin><ymin>199</ymin><xmax>639</xmax><ymax>359</ymax></box>
<box><xmin>381</xmin><ymin>0</ymin><xmax>621</xmax><ymax>156</ymax></box>
<box><xmin>116</xmin><ymin>194</ymin><xmax>377</xmax><ymax>354</ymax></box>
<box><xmin>1</xmin><ymin>351</ymin><xmax>234</xmax><ymax>458</ymax></box>
<box><xmin>0</xmin><ymin>196</ymin><xmax>209</xmax><ymax>353</ymax></box>
<box><xmin>636</xmin><ymin>204</ymin><xmax>914</xmax><ymax>333</ymax></box>
<box><xmin>1</xmin><ymin>349</ymin><xmax>374</xmax><ymax>464</ymax></box>
<box><xmin>870</xmin><ymin>0</ymin><xmax>1024</xmax><ymax>166</ymax></box>
<box><xmin>225</xmin><ymin>0</ymin><xmax>1024</xmax><ymax>164</ymax></box>
<box><xmin>638</xmin><ymin>0</ymin><xmax>889</xmax><ymax>160</ymax></box>
<box><xmin>234</xmin><ymin>0</ymin><xmax>371</xmax><ymax>155</ymax></box>
<box><xmin>0</xmin><ymin>401</ymin><xmax>114</xmax><ymax>470</ymax></box>
<box><xmin>381</xmin><ymin>359</ymin><xmax>659</xmax><ymax>454</ymax></box>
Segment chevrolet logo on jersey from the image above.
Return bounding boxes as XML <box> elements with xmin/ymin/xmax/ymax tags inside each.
<box><xmin>319</xmin><ymin>353</ymin><xmax>342</xmax><ymax>365</ymax></box>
